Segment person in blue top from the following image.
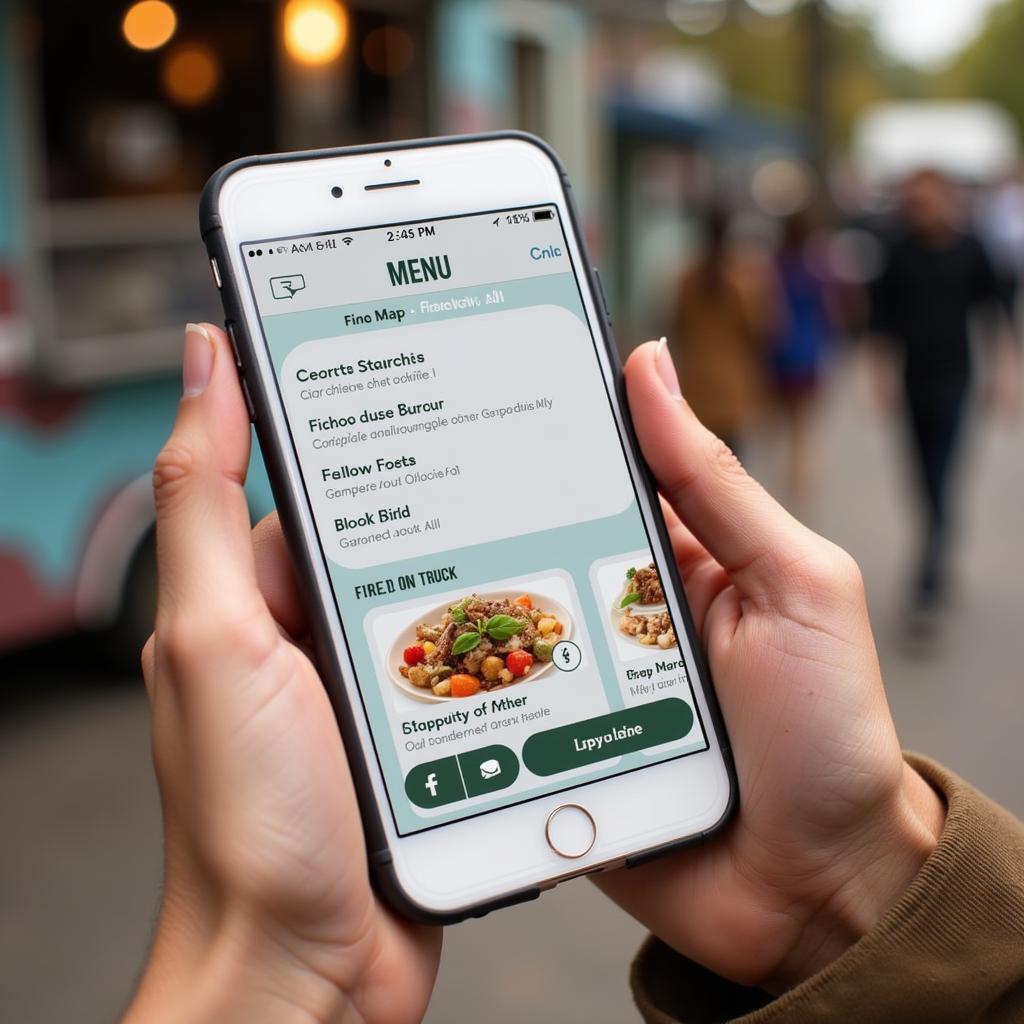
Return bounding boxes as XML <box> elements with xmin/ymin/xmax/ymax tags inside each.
<box><xmin>770</xmin><ymin>210</ymin><xmax>834</xmax><ymax>511</ymax></box>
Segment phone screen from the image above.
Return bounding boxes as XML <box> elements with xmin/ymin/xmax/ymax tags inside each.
<box><xmin>241</xmin><ymin>205</ymin><xmax>709</xmax><ymax>835</ymax></box>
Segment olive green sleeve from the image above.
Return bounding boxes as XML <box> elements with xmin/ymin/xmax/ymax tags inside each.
<box><xmin>631</xmin><ymin>754</ymin><xmax>1024</xmax><ymax>1023</ymax></box>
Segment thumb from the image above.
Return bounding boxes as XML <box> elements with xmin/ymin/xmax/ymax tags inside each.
<box><xmin>152</xmin><ymin>323</ymin><xmax>265</xmax><ymax>628</ymax></box>
<box><xmin>625</xmin><ymin>339</ymin><xmax>834</xmax><ymax>610</ymax></box>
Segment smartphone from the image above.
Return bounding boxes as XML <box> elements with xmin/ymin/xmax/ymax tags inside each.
<box><xmin>200</xmin><ymin>132</ymin><xmax>735</xmax><ymax>922</ymax></box>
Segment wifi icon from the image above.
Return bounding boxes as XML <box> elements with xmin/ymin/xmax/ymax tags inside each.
<box><xmin>342</xmin><ymin>237</ymin><xmax>354</xmax><ymax>246</ymax></box>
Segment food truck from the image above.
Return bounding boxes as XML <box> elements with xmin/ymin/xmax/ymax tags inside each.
<box><xmin>0</xmin><ymin>0</ymin><xmax>795</xmax><ymax>663</ymax></box>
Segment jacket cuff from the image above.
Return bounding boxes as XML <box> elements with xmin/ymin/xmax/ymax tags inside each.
<box><xmin>631</xmin><ymin>753</ymin><xmax>1024</xmax><ymax>1023</ymax></box>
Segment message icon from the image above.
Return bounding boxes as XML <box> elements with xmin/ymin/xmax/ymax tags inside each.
<box><xmin>270</xmin><ymin>274</ymin><xmax>306</xmax><ymax>299</ymax></box>
<box><xmin>479</xmin><ymin>759</ymin><xmax>502</xmax><ymax>780</ymax></box>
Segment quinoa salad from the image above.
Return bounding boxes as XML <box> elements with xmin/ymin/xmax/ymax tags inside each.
<box><xmin>399</xmin><ymin>593</ymin><xmax>566</xmax><ymax>698</ymax></box>
<box><xmin>617</xmin><ymin>562</ymin><xmax>677</xmax><ymax>650</ymax></box>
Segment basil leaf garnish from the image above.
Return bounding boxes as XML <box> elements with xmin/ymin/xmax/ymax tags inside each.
<box><xmin>451</xmin><ymin>631</ymin><xmax>482</xmax><ymax>656</ymax></box>
<box><xmin>485</xmin><ymin>614</ymin><xmax>527</xmax><ymax>641</ymax></box>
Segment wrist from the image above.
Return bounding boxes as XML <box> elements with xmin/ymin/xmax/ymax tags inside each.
<box><xmin>766</xmin><ymin>762</ymin><xmax>946</xmax><ymax>993</ymax></box>
<box><xmin>125</xmin><ymin>898</ymin><xmax>353</xmax><ymax>1024</ymax></box>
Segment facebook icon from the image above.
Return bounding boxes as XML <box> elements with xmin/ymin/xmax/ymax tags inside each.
<box><xmin>405</xmin><ymin>757</ymin><xmax>465</xmax><ymax>809</ymax></box>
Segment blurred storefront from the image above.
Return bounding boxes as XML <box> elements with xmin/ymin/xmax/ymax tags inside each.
<box><xmin>0</xmin><ymin>0</ymin><xmax>798</xmax><ymax>658</ymax></box>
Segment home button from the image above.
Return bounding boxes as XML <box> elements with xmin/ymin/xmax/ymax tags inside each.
<box><xmin>545</xmin><ymin>803</ymin><xmax>597</xmax><ymax>859</ymax></box>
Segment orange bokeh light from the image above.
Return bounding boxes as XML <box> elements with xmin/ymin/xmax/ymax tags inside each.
<box><xmin>161</xmin><ymin>43</ymin><xmax>221</xmax><ymax>107</ymax></box>
<box><xmin>283</xmin><ymin>0</ymin><xmax>348</xmax><ymax>66</ymax></box>
<box><xmin>122</xmin><ymin>0</ymin><xmax>177</xmax><ymax>51</ymax></box>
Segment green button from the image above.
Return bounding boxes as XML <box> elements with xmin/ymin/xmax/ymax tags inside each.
<box><xmin>521</xmin><ymin>698</ymin><xmax>694</xmax><ymax>777</ymax></box>
<box><xmin>405</xmin><ymin>756</ymin><xmax>466</xmax><ymax>809</ymax></box>
<box><xmin>458</xmin><ymin>744</ymin><xmax>519</xmax><ymax>798</ymax></box>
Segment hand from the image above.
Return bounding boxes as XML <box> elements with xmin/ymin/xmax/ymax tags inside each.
<box><xmin>984</xmin><ymin>337</ymin><xmax>1022</xmax><ymax>421</ymax></box>
<box><xmin>125</xmin><ymin>325</ymin><xmax>440</xmax><ymax>1024</ymax></box>
<box><xmin>594</xmin><ymin>341</ymin><xmax>945</xmax><ymax>994</ymax></box>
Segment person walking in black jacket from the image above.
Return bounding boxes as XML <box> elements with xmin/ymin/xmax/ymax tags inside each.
<box><xmin>871</xmin><ymin>169</ymin><xmax>1018</xmax><ymax>625</ymax></box>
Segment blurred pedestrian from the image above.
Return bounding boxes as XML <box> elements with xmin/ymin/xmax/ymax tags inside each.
<box><xmin>870</xmin><ymin>169</ymin><xmax>1019</xmax><ymax>629</ymax></box>
<box><xmin>668</xmin><ymin>205</ymin><xmax>776</xmax><ymax>456</ymax></box>
<box><xmin>771</xmin><ymin>210</ymin><xmax>834</xmax><ymax>510</ymax></box>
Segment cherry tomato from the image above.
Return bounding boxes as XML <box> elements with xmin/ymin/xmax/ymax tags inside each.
<box><xmin>506</xmin><ymin>650</ymin><xmax>534</xmax><ymax>677</ymax></box>
<box><xmin>403</xmin><ymin>644</ymin><xmax>425</xmax><ymax>666</ymax></box>
<box><xmin>512</xmin><ymin>594</ymin><xmax>532</xmax><ymax>609</ymax></box>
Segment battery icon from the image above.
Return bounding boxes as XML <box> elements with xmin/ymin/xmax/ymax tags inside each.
<box><xmin>533</xmin><ymin>209</ymin><xmax>554</xmax><ymax>221</ymax></box>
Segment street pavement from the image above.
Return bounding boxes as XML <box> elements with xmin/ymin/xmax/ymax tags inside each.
<box><xmin>2</xmin><ymin>352</ymin><xmax>1021</xmax><ymax>1024</ymax></box>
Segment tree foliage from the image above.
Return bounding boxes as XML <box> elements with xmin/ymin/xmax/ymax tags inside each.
<box><xmin>663</xmin><ymin>4</ymin><xmax>926</xmax><ymax>143</ymax></box>
<box><xmin>934</xmin><ymin>0</ymin><xmax>1024</xmax><ymax>132</ymax></box>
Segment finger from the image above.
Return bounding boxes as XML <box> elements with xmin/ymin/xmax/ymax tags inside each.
<box><xmin>141</xmin><ymin>633</ymin><xmax>155</xmax><ymax>699</ymax></box>
<box><xmin>626</xmin><ymin>340</ymin><xmax>826</xmax><ymax>609</ymax></box>
<box><xmin>152</xmin><ymin>324</ymin><xmax>267</xmax><ymax>629</ymax></box>
<box><xmin>659</xmin><ymin>498</ymin><xmax>731</xmax><ymax>636</ymax></box>
<box><xmin>252</xmin><ymin>512</ymin><xmax>309</xmax><ymax>640</ymax></box>
<box><xmin>659</xmin><ymin>497</ymin><xmax>714</xmax><ymax>579</ymax></box>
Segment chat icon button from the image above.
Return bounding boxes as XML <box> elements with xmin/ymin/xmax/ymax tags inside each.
<box><xmin>458</xmin><ymin>744</ymin><xmax>519</xmax><ymax>797</ymax></box>
<box><xmin>270</xmin><ymin>274</ymin><xmax>306</xmax><ymax>299</ymax></box>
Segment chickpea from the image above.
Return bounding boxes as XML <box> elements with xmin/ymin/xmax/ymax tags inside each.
<box><xmin>408</xmin><ymin>666</ymin><xmax>430</xmax><ymax>687</ymax></box>
<box><xmin>481</xmin><ymin>655</ymin><xmax>504</xmax><ymax>681</ymax></box>
<box><xmin>422</xmin><ymin>640</ymin><xmax>436</xmax><ymax>655</ymax></box>
<box><xmin>432</xmin><ymin>678</ymin><xmax>452</xmax><ymax>697</ymax></box>
<box><xmin>657</xmin><ymin>633</ymin><xmax>674</xmax><ymax>650</ymax></box>
<box><xmin>499</xmin><ymin>668</ymin><xmax>514</xmax><ymax>684</ymax></box>
<box><xmin>536</xmin><ymin>617</ymin><xmax>557</xmax><ymax>635</ymax></box>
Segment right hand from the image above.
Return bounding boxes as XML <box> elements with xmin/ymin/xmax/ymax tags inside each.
<box><xmin>595</xmin><ymin>341</ymin><xmax>945</xmax><ymax>993</ymax></box>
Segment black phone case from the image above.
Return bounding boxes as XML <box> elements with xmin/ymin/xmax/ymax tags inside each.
<box><xmin>199</xmin><ymin>130</ymin><xmax>737</xmax><ymax>924</ymax></box>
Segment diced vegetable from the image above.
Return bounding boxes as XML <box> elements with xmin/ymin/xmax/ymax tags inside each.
<box><xmin>432</xmin><ymin>678</ymin><xmax>452</xmax><ymax>697</ymax></box>
<box><xmin>512</xmin><ymin>594</ymin><xmax>532</xmax><ymax>609</ymax></box>
<box><xmin>403</xmin><ymin>644</ymin><xmax>425</xmax><ymax>666</ymax></box>
<box><xmin>450</xmin><ymin>674</ymin><xmax>481</xmax><ymax>698</ymax></box>
<box><xmin>408</xmin><ymin>666</ymin><xmax>430</xmax><ymax>687</ymax></box>
<box><xmin>536</xmin><ymin>617</ymin><xmax>557</xmax><ymax>635</ymax></box>
<box><xmin>532</xmin><ymin>639</ymin><xmax>554</xmax><ymax>662</ymax></box>
<box><xmin>481</xmin><ymin>655</ymin><xmax>504</xmax><ymax>681</ymax></box>
<box><xmin>552</xmin><ymin>621</ymin><xmax>563</xmax><ymax>634</ymax></box>
<box><xmin>506</xmin><ymin>650</ymin><xmax>534</xmax><ymax>677</ymax></box>
<box><xmin>422</xmin><ymin>641</ymin><xmax>436</xmax><ymax>655</ymax></box>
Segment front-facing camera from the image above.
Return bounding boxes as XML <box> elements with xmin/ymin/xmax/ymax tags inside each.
<box><xmin>331</xmin><ymin>185</ymin><xmax>343</xmax><ymax>198</ymax></box>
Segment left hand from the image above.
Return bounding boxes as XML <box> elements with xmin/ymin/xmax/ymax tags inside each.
<box><xmin>126</xmin><ymin>324</ymin><xmax>440</xmax><ymax>1024</ymax></box>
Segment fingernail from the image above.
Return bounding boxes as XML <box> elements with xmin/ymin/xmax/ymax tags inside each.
<box><xmin>655</xmin><ymin>337</ymin><xmax>682</xmax><ymax>399</ymax></box>
<box><xmin>183</xmin><ymin>324</ymin><xmax>213</xmax><ymax>397</ymax></box>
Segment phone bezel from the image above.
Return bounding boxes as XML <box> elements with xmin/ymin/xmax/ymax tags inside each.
<box><xmin>202</xmin><ymin>133</ymin><xmax>736</xmax><ymax>922</ymax></box>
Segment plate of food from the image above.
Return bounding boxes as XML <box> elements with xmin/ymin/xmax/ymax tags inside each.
<box><xmin>388</xmin><ymin>590</ymin><xmax>574</xmax><ymax>702</ymax></box>
<box><xmin>611</xmin><ymin>562</ymin><xmax>677</xmax><ymax>651</ymax></box>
